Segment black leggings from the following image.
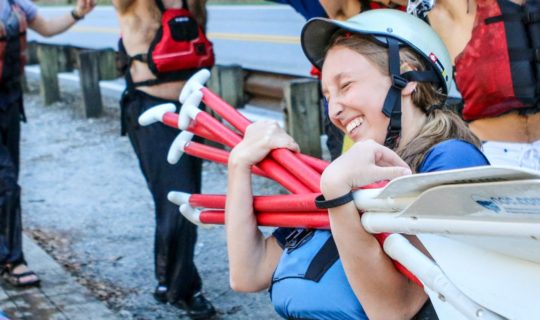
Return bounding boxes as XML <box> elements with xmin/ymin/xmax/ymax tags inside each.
<box><xmin>121</xmin><ymin>89</ymin><xmax>203</xmax><ymax>303</ymax></box>
<box><xmin>0</xmin><ymin>94</ymin><xmax>24</xmax><ymax>266</ymax></box>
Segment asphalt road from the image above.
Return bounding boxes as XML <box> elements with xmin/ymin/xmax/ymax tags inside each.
<box><xmin>28</xmin><ymin>5</ymin><xmax>312</xmax><ymax>76</ymax></box>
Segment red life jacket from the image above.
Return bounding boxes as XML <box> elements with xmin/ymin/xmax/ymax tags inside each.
<box><xmin>121</xmin><ymin>0</ymin><xmax>215</xmax><ymax>87</ymax></box>
<box><xmin>0</xmin><ymin>0</ymin><xmax>27</xmax><ymax>86</ymax></box>
<box><xmin>455</xmin><ymin>0</ymin><xmax>540</xmax><ymax>121</ymax></box>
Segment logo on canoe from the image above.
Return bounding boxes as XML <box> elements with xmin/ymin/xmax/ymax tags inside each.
<box><xmin>474</xmin><ymin>199</ymin><xmax>502</xmax><ymax>213</ymax></box>
<box><xmin>472</xmin><ymin>195</ymin><xmax>540</xmax><ymax>215</ymax></box>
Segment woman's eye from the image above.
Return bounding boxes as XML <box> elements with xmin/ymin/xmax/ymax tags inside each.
<box><xmin>341</xmin><ymin>81</ymin><xmax>352</xmax><ymax>90</ymax></box>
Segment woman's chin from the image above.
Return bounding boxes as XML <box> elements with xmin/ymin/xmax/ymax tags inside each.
<box><xmin>346</xmin><ymin>134</ymin><xmax>363</xmax><ymax>143</ymax></box>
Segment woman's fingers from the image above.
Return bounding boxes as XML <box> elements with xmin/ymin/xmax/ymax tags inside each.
<box><xmin>367</xmin><ymin>165</ymin><xmax>412</xmax><ymax>184</ymax></box>
<box><xmin>322</xmin><ymin>140</ymin><xmax>412</xmax><ymax>193</ymax></box>
<box><xmin>372</xmin><ymin>144</ymin><xmax>410</xmax><ymax>170</ymax></box>
<box><xmin>230</xmin><ymin>121</ymin><xmax>299</xmax><ymax>167</ymax></box>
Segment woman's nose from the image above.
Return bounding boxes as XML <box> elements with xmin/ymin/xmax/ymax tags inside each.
<box><xmin>328</xmin><ymin>99</ymin><xmax>344</xmax><ymax>120</ymax></box>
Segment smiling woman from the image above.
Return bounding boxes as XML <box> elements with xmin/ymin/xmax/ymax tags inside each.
<box><xmin>224</xmin><ymin>9</ymin><xmax>489</xmax><ymax>320</ymax></box>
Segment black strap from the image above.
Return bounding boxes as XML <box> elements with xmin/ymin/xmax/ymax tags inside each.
<box><xmin>128</xmin><ymin>68</ymin><xmax>201</xmax><ymax>88</ymax></box>
<box><xmin>314</xmin><ymin>192</ymin><xmax>354</xmax><ymax>209</ymax></box>
<box><xmin>304</xmin><ymin>236</ymin><xmax>339</xmax><ymax>282</ymax></box>
<box><xmin>130</xmin><ymin>53</ymin><xmax>148</xmax><ymax>63</ymax></box>
<box><xmin>382</xmin><ymin>38</ymin><xmax>405</xmax><ymax>149</ymax></box>
<box><xmin>402</xmin><ymin>70</ymin><xmax>440</xmax><ymax>84</ymax></box>
<box><xmin>154</xmin><ymin>0</ymin><xmax>166</xmax><ymax>12</ymax></box>
<box><xmin>485</xmin><ymin>10</ymin><xmax>540</xmax><ymax>25</ymax></box>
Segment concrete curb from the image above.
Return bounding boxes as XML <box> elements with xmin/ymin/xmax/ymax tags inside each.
<box><xmin>0</xmin><ymin>235</ymin><xmax>118</xmax><ymax>319</ymax></box>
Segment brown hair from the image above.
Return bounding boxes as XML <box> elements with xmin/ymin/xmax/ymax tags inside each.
<box><xmin>325</xmin><ymin>32</ymin><xmax>481</xmax><ymax>171</ymax></box>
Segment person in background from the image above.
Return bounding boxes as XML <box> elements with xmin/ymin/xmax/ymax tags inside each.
<box><xmin>112</xmin><ymin>0</ymin><xmax>216</xmax><ymax>318</ymax></box>
<box><xmin>225</xmin><ymin>9</ymin><xmax>488</xmax><ymax>319</ymax></box>
<box><xmin>0</xmin><ymin>0</ymin><xmax>95</xmax><ymax>288</ymax></box>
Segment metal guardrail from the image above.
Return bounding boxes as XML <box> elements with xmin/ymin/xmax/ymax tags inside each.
<box><xmin>26</xmin><ymin>41</ymin><xmax>324</xmax><ymax>157</ymax></box>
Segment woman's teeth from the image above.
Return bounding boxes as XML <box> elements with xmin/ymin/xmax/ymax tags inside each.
<box><xmin>346</xmin><ymin>117</ymin><xmax>363</xmax><ymax>134</ymax></box>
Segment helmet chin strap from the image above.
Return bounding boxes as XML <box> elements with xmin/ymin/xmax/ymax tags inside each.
<box><xmin>381</xmin><ymin>37</ymin><xmax>441</xmax><ymax>149</ymax></box>
<box><xmin>382</xmin><ymin>38</ymin><xmax>406</xmax><ymax>149</ymax></box>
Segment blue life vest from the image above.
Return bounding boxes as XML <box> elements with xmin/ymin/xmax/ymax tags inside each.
<box><xmin>270</xmin><ymin>230</ymin><xmax>368</xmax><ymax>320</ymax></box>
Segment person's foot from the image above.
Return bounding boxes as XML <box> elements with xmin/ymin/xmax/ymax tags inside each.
<box><xmin>1</xmin><ymin>263</ymin><xmax>41</xmax><ymax>288</ymax></box>
<box><xmin>153</xmin><ymin>284</ymin><xmax>168</xmax><ymax>303</ymax></box>
<box><xmin>174</xmin><ymin>291</ymin><xmax>216</xmax><ymax>320</ymax></box>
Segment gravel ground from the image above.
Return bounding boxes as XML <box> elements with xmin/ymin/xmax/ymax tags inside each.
<box><xmin>20</xmin><ymin>83</ymin><xmax>282</xmax><ymax>320</ymax></box>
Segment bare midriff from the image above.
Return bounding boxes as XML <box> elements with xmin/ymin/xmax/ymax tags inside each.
<box><xmin>469</xmin><ymin>112</ymin><xmax>540</xmax><ymax>143</ymax></box>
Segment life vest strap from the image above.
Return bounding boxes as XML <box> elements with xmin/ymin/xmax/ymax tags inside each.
<box><xmin>304</xmin><ymin>236</ymin><xmax>339</xmax><ymax>282</ymax></box>
<box><xmin>485</xmin><ymin>10</ymin><xmax>540</xmax><ymax>25</ymax></box>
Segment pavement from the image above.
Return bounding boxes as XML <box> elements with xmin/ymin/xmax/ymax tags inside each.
<box><xmin>0</xmin><ymin>236</ymin><xmax>119</xmax><ymax>320</ymax></box>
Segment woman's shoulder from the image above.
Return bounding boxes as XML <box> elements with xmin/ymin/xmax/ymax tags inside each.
<box><xmin>418</xmin><ymin>139</ymin><xmax>490</xmax><ymax>173</ymax></box>
<box><xmin>12</xmin><ymin>0</ymin><xmax>38</xmax><ymax>21</ymax></box>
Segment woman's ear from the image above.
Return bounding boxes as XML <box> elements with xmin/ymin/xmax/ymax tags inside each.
<box><xmin>401</xmin><ymin>81</ymin><xmax>417</xmax><ymax>97</ymax></box>
<box><xmin>400</xmin><ymin>62</ymin><xmax>417</xmax><ymax>96</ymax></box>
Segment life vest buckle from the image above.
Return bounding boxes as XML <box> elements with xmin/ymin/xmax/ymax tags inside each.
<box><xmin>284</xmin><ymin>229</ymin><xmax>314</xmax><ymax>252</ymax></box>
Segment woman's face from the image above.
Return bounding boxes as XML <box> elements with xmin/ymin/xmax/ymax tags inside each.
<box><xmin>321</xmin><ymin>45</ymin><xmax>391</xmax><ymax>144</ymax></box>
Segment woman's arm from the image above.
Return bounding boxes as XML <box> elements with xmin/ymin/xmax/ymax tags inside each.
<box><xmin>226</xmin><ymin>121</ymin><xmax>299</xmax><ymax>292</ymax></box>
<box><xmin>187</xmin><ymin>0</ymin><xmax>208</xmax><ymax>33</ymax></box>
<box><xmin>319</xmin><ymin>0</ymin><xmax>361</xmax><ymax>20</ymax></box>
<box><xmin>321</xmin><ymin>140</ymin><xmax>427</xmax><ymax>319</ymax></box>
<box><xmin>28</xmin><ymin>0</ymin><xmax>96</xmax><ymax>37</ymax></box>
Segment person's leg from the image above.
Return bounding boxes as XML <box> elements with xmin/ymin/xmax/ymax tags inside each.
<box><xmin>130</xmin><ymin>103</ymin><xmax>203</xmax><ymax>301</ymax></box>
<box><xmin>0</xmin><ymin>144</ymin><xmax>23</xmax><ymax>265</ymax></box>
<box><xmin>0</xmin><ymin>98</ymin><xmax>38</xmax><ymax>287</ymax></box>
<box><xmin>122</xmin><ymin>92</ymin><xmax>169</xmax><ymax>287</ymax></box>
<box><xmin>122</xmin><ymin>91</ymin><xmax>213</xmax><ymax>317</ymax></box>
<box><xmin>3</xmin><ymin>98</ymin><xmax>21</xmax><ymax>179</ymax></box>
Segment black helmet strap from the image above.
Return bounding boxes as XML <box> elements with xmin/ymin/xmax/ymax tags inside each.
<box><xmin>382</xmin><ymin>38</ymin><xmax>406</xmax><ymax>149</ymax></box>
<box><xmin>381</xmin><ymin>38</ymin><xmax>441</xmax><ymax>149</ymax></box>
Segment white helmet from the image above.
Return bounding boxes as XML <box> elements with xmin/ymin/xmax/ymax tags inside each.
<box><xmin>301</xmin><ymin>9</ymin><xmax>452</xmax><ymax>93</ymax></box>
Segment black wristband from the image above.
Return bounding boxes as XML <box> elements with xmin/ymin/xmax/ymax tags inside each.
<box><xmin>71</xmin><ymin>9</ymin><xmax>84</xmax><ymax>21</ymax></box>
<box><xmin>315</xmin><ymin>191</ymin><xmax>354</xmax><ymax>209</ymax></box>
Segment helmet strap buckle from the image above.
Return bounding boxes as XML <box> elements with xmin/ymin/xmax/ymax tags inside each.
<box><xmin>391</xmin><ymin>74</ymin><xmax>408</xmax><ymax>90</ymax></box>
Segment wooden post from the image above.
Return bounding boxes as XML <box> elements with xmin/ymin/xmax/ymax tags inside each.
<box><xmin>208</xmin><ymin>64</ymin><xmax>244</xmax><ymax>109</ymax></box>
<box><xmin>57</xmin><ymin>45</ymin><xmax>73</xmax><ymax>73</ymax></box>
<box><xmin>207</xmin><ymin>66</ymin><xmax>221</xmax><ymax>96</ymax></box>
<box><xmin>219</xmin><ymin>65</ymin><xmax>244</xmax><ymax>109</ymax></box>
<box><xmin>284</xmin><ymin>78</ymin><xmax>322</xmax><ymax>158</ymax></box>
<box><xmin>78</xmin><ymin>50</ymin><xmax>102</xmax><ymax>118</ymax></box>
<box><xmin>37</xmin><ymin>44</ymin><xmax>61</xmax><ymax>105</ymax></box>
<box><xmin>25</xmin><ymin>41</ymin><xmax>39</xmax><ymax>65</ymax></box>
<box><xmin>97</xmin><ymin>49</ymin><xmax>119</xmax><ymax>81</ymax></box>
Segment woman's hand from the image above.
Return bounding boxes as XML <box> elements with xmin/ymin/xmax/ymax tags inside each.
<box><xmin>321</xmin><ymin>140</ymin><xmax>412</xmax><ymax>197</ymax></box>
<box><xmin>229</xmin><ymin>120</ymin><xmax>299</xmax><ymax>168</ymax></box>
<box><xmin>75</xmin><ymin>0</ymin><xmax>97</xmax><ymax>17</ymax></box>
